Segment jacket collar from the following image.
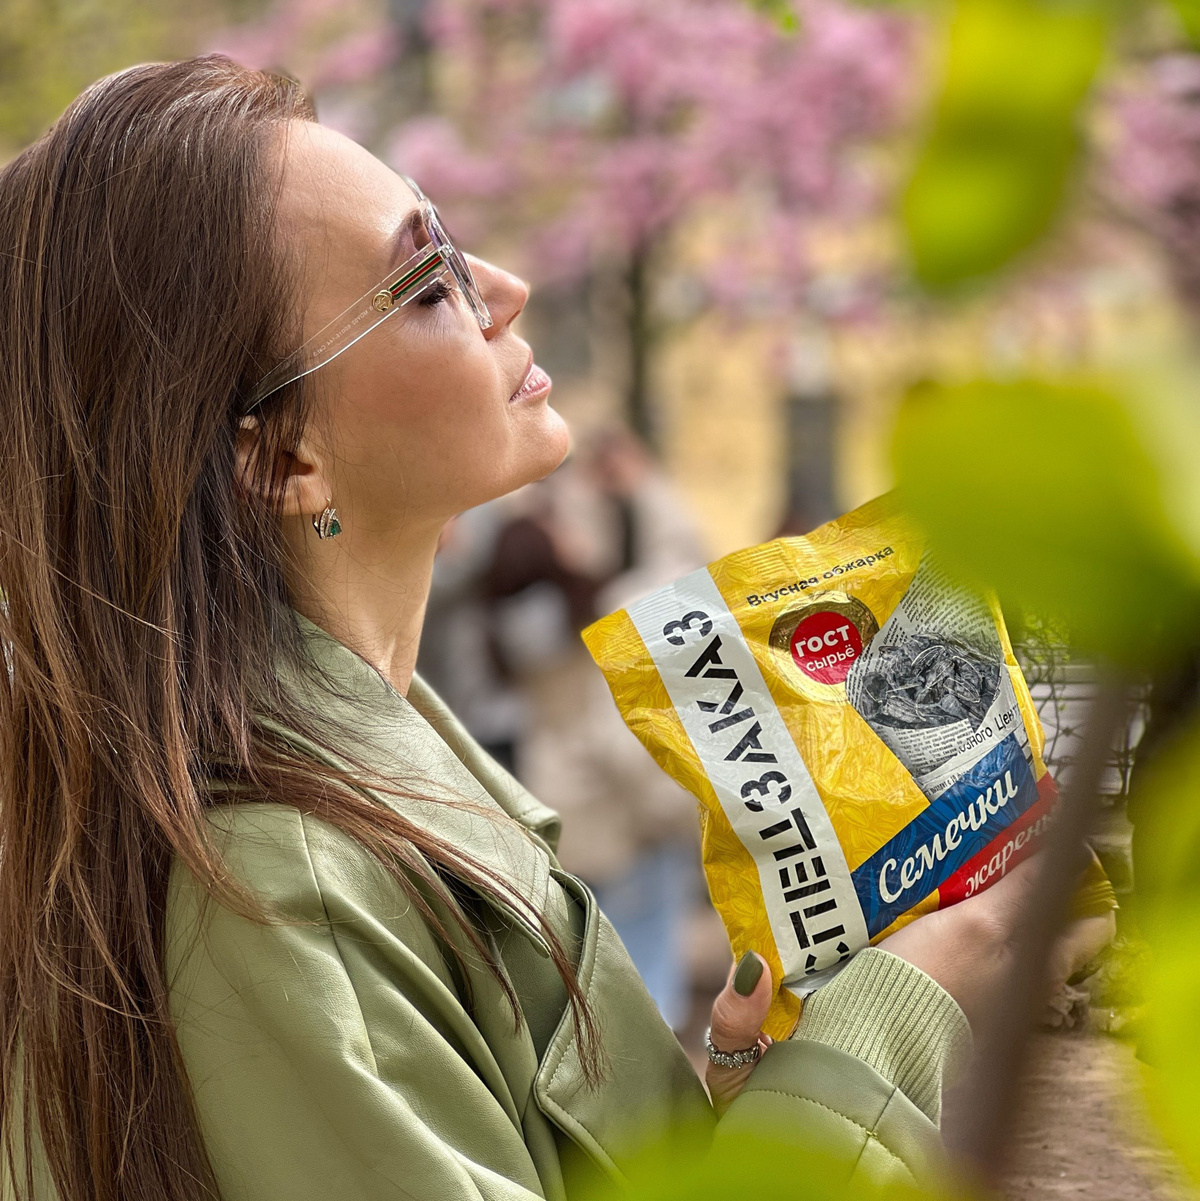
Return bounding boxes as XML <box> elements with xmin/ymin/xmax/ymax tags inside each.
<box><xmin>265</xmin><ymin>614</ymin><xmax>557</xmax><ymax>941</ymax></box>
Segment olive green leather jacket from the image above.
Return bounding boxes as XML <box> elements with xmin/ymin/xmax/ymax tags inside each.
<box><xmin>164</xmin><ymin>621</ymin><xmax>965</xmax><ymax>1200</ymax></box>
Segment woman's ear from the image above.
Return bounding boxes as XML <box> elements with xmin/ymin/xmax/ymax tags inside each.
<box><xmin>235</xmin><ymin>417</ymin><xmax>334</xmax><ymax>520</ymax></box>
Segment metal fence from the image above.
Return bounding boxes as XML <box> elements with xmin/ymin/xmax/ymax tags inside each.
<box><xmin>1015</xmin><ymin>634</ymin><xmax>1149</xmax><ymax>893</ymax></box>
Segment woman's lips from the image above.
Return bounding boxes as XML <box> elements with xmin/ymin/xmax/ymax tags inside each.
<box><xmin>509</xmin><ymin>363</ymin><xmax>552</xmax><ymax>403</ymax></box>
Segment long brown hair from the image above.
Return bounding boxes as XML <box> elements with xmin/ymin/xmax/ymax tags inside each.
<box><xmin>0</xmin><ymin>55</ymin><xmax>598</xmax><ymax>1201</ymax></box>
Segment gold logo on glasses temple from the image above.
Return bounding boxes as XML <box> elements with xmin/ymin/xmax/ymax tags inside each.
<box><xmin>372</xmin><ymin>290</ymin><xmax>395</xmax><ymax>312</ymax></box>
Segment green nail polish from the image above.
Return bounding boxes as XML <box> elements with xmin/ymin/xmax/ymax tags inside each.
<box><xmin>733</xmin><ymin>951</ymin><xmax>763</xmax><ymax>997</ymax></box>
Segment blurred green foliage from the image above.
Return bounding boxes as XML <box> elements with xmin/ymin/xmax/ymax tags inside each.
<box><xmin>896</xmin><ymin>0</ymin><xmax>1200</xmax><ymax>1178</ymax></box>
<box><xmin>889</xmin><ymin>366</ymin><xmax>1200</xmax><ymax>1186</ymax></box>
<box><xmin>891</xmin><ymin>377</ymin><xmax>1200</xmax><ymax>665</ymax></box>
<box><xmin>1167</xmin><ymin>0</ymin><xmax>1200</xmax><ymax>43</ymax></box>
<box><xmin>0</xmin><ymin>0</ymin><xmax>262</xmax><ymax>157</ymax></box>
<box><xmin>748</xmin><ymin>0</ymin><xmax>801</xmax><ymax>31</ymax></box>
<box><xmin>581</xmin><ymin>1127</ymin><xmax>934</xmax><ymax>1201</ymax></box>
<box><xmin>1126</xmin><ymin>727</ymin><xmax>1200</xmax><ymax>1180</ymax></box>
<box><xmin>902</xmin><ymin>0</ymin><xmax>1109</xmax><ymax>290</ymax></box>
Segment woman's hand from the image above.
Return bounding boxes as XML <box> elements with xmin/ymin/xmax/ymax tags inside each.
<box><xmin>878</xmin><ymin>856</ymin><xmax>1040</xmax><ymax>1031</ymax></box>
<box><xmin>705</xmin><ymin>951</ymin><xmax>773</xmax><ymax>1116</ymax></box>
<box><xmin>705</xmin><ymin>857</ymin><xmax>1041</xmax><ymax>1115</ymax></box>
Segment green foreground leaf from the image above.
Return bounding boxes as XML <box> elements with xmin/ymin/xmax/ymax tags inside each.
<box><xmin>891</xmin><ymin>377</ymin><xmax>1199</xmax><ymax>665</ymax></box>
<box><xmin>1168</xmin><ymin>0</ymin><xmax>1200</xmax><ymax>45</ymax></box>
<box><xmin>903</xmin><ymin>0</ymin><xmax>1109</xmax><ymax>289</ymax></box>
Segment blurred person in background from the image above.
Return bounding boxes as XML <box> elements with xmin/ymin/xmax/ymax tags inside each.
<box><xmin>0</xmin><ymin>55</ymin><xmax>1040</xmax><ymax>1201</ymax></box>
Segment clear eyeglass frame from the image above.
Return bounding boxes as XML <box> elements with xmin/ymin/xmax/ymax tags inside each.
<box><xmin>244</xmin><ymin>176</ymin><xmax>492</xmax><ymax>412</ymax></box>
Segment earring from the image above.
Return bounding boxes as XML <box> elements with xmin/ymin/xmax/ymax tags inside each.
<box><xmin>312</xmin><ymin>499</ymin><xmax>342</xmax><ymax>540</ymax></box>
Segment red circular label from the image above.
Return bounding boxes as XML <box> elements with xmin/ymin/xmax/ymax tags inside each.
<box><xmin>789</xmin><ymin>610</ymin><xmax>865</xmax><ymax>685</ymax></box>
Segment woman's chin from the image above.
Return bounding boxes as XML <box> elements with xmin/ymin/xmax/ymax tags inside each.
<box><xmin>542</xmin><ymin>405</ymin><xmax>572</xmax><ymax>466</ymax></box>
<box><xmin>517</xmin><ymin>403</ymin><xmax>571</xmax><ymax>484</ymax></box>
<box><xmin>464</xmin><ymin>408</ymin><xmax>570</xmax><ymax>510</ymax></box>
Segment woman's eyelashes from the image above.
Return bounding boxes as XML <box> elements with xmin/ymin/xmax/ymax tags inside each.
<box><xmin>417</xmin><ymin>279</ymin><xmax>453</xmax><ymax>307</ymax></box>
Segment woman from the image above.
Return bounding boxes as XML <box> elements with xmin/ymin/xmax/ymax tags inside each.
<box><xmin>0</xmin><ymin>57</ymin><xmax>1030</xmax><ymax>1201</ymax></box>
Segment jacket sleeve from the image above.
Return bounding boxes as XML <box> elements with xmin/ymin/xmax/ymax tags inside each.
<box><xmin>713</xmin><ymin>950</ymin><xmax>970</xmax><ymax>1191</ymax></box>
<box><xmin>165</xmin><ymin>805</ymin><xmax>553</xmax><ymax>1201</ymax></box>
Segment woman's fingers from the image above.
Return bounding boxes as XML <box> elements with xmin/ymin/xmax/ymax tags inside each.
<box><xmin>705</xmin><ymin>951</ymin><xmax>773</xmax><ymax>1117</ymax></box>
<box><xmin>709</xmin><ymin>951</ymin><xmax>771</xmax><ymax>1049</ymax></box>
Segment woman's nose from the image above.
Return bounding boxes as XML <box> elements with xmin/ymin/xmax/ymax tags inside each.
<box><xmin>471</xmin><ymin>257</ymin><xmax>529</xmax><ymax>336</ymax></box>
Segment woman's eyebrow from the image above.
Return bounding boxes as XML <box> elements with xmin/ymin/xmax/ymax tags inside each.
<box><xmin>389</xmin><ymin>207</ymin><xmax>424</xmax><ymax>267</ymax></box>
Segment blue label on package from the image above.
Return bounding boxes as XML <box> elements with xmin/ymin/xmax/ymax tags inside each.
<box><xmin>851</xmin><ymin>736</ymin><xmax>1038</xmax><ymax>936</ymax></box>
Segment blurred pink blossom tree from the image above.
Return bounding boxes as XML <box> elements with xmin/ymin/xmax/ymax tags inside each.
<box><xmin>214</xmin><ymin>0</ymin><xmax>914</xmax><ymax>437</ymax></box>
<box><xmin>1105</xmin><ymin>53</ymin><xmax>1200</xmax><ymax>310</ymax></box>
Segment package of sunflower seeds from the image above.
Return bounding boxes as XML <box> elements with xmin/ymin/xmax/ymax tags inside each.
<box><xmin>582</xmin><ymin>492</ymin><xmax>1059</xmax><ymax>1038</ymax></box>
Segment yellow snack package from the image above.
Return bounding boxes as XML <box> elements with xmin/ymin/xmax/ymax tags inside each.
<box><xmin>582</xmin><ymin>493</ymin><xmax>1057</xmax><ymax>1038</ymax></box>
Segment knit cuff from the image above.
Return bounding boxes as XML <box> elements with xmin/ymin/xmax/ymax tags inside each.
<box><xmin>791</xmin><ymin>948</ymin><xmax>971</xmax><ymax>1125</ymax></box>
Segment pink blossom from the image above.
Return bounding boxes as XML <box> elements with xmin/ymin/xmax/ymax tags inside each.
<box><xmin>213</xmin><ymin>0</ymin><xmax>916</xmax><ymax>315</ymax></box>
<box><xmin>1105</xmin><ymin>54</ymin><xmax>1200</xmax><ymax>302</ymax></box>
<box><xmin>311</xmin><ymin>27</ymin><xmax>402</xmax><ymax>90</ymax></box>
<box><xmin>389</xmin><ymin>118</ymin><xmax>515</xmax><ymax>200</ymax></box>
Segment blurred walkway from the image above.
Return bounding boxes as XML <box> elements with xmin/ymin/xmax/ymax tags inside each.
<box><xmin>997</xmin><ymin>1032</ymin><xmax>1193</xmax><ymax>1201</ymax></box>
